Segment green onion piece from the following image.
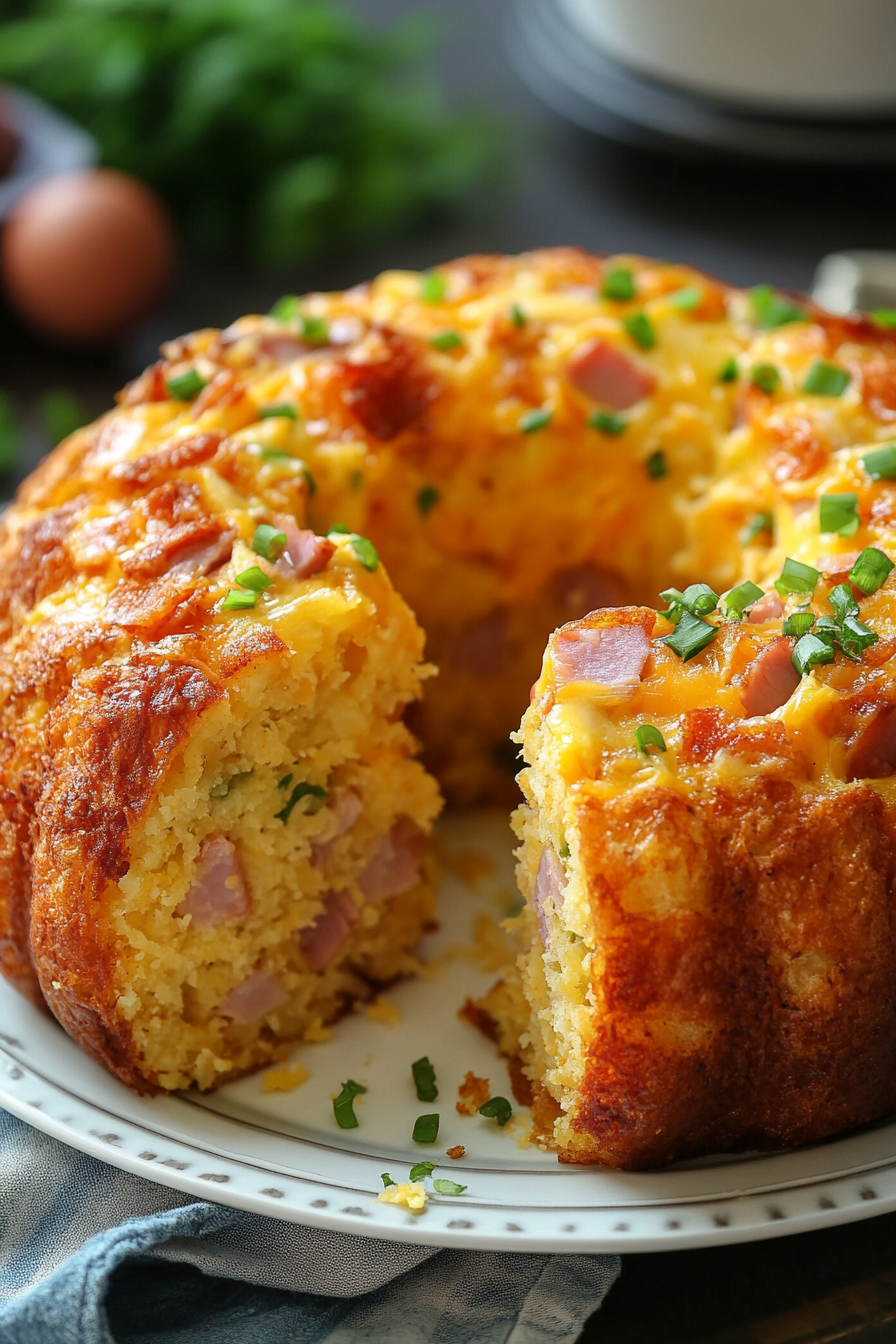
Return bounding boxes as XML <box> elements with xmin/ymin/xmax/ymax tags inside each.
<box><xmin>819</xmin><ymin>492</ymin><xmax>860</xmax><ymax>537</ymax></box>
<box><xmin>270</xmin><ymin>295</ymin><xmax>300</xmax><ymax>322</ymax></box>
<box><xmin>221</xmin><ymin>588</ymin><xmax>257</xmax><ymax>612</ymax></box>
<box><xmin>258</xmin><ymin>404</ymin><xmax>297</xmax><ymax>420</ymax></box>
<box><xmin>662</xmin><ymin>610</ymin><xmax>718</xmax><ymax>661</ymax></box>
<box><xmin>300</xmin><ymin>315</ymin><xmax>329</xmax><ymax>345</ymax></box>
<box><xmin>429</xmin><ymin>330</ymin><xmax>463</xmax><ymax>352</ymax></box>
<box><xmin>802</xmin><ymin>360</ymin><xmax>851</xmax><ymax>397</ymax></box>
<box><xmin>872</xmin><ymin>309</ymin><xmax>896</xmax><ymax>329</ymax></box>
<box><xmin>681</xmin><ymin>582</ymin><xmax>719</xmax><ymax>616</ymax></box>
<box><xmin>839</xmin><ymin>615</ymin><xmax>879</xmax><ymax>659</ymax></box>
<box><xmin>813</xmin><ymin>617</ymin><xmax>839</xmax><ymax>642</ymax></box>
<box><xmin>349</xmin><ymin>470</ymin><xmax>363</xmax><ymax>492</ymax></box>
<box><xmin>412</xmin><ymin>1113</ymin><xmax>440</xmax><ymax>1144</ymax></box>
<box><xmin>302</xmin><ymin>467</ymin><xmax>317</xmax><ymax>497</ymax></box>
<box><xmin>519</xmin><ymin>407</ymin><xmax>553</xmax><ymax>433</ymax></box>
<box><xmin>623</xmin><ymin>312</ymin><xmax>657</xmax><ymax>350</ymax></box>
<box><xmin>862</xmin><ymin>444</ymin><xmax>896</xmax><ymax>481</ymax></box>
<box><xmin>252</xmin><ymin>524</ymin><xmax>287</xmax><ymax>562</ymax></box>
<box><xmin>558</xmin><ymin>842</ymin><xmax>570</xmax><ymax>859</ymax></box>
<box><xmin>349</xmin><ymin>534</ymin><xmax>379</xmax><ymax>571</ymax></box>
<box><xmin>634</xmin><ymin>724</ymin><xmax>666</xmax><ymax>754</ymax></box>
<box><xmin>667</xmin><ymin>286</ymin><xmax>702</xmax><ymax>310</ymax></box>
<box><xmin>749</xmin><ymin>285</ymin><xmax>806</xmax><ymax>330</ymax></box>
<box><xmin>601</xmin><ymin>267</ymin><xmax>635</xmax><ymax>301</ymax></box>
<box><xmin>509</xmin><ymin>303</ymin><xmax>526</xmax><ymax>327</ymax></box>
<box><xmin>657</xmin><ymin>586</ymin><xmax>685</xmax><ymax>623</ymax></box>
<box><xmin>412</xmin><ymin>1056</ymin><xmax>438</xmax><ymax>1103</ymax></box>
<box><xmin>645</xmin><ymin>449</ymin><xmax>668</xmax><ymax>479</ymax></box>
<box><xmin>210</xmin><ymin>782</ymin><xmax>230</xmax><ymax>798</ymax></box>
<box><xmin>259</xmin><ymin>448</ymin><xmax>290</xmax><ymax>462</ymax></box>
<box><xmin>278</xmin><ymin>773</ymin><xmax>293</xmax><ymax>790</ymax></box>
<box><xmin>829</xmin><ymin>583</ymin><xmax>860</xmax><ymax>622</ymax></box>
<box><xmin>409</xmin><ymin>1160</ymin><xmax>435</xmax><ymax>1182</ymax></box>
<box><xmin>235</xmin><ymin>566</ymin><xmax>273</xmax><ymax>593</ymax></box>
<box><xmin>751</xmin><ymin>364</ymin><xmax>780</xmax><ymax>395</ymax></box>
<box><xmin>848</xmin><ymin>546</ymin><xmax>895</xmax><ymax>595</ymax></box>
<box><xmin>329</xmin><ymin>522</ymin><xmax>351</xmax><ymax>534</ymax></box>
<box><xmin>416</xmin><ymin>485</ymin><xmax>440</xmax><ymax>516</ymax></box>
<box><xmin>478</xmin><ymin>1096</ymin><xmax>512</xmax><ymax>1128</ymax></box>
<box><xmin>276</xmin><ymin>782</ymin><xmax>327</xmax><ymax>824</ymax></box>
<box><xmin>782</xmin><ymin>611</ymin><xmax>815</xmax><ymax>637</ymax></box>
<box><xmin>740</xmin><ymin>511</ymin><xmax>774</xmax><ymax>546</ymax></box>
<box><xmin>774</xmin><ymin>557</ymin><xmax>819</xmax><ymax>598</ymax></box>
<box><xmin>166</xmin><ymin>369</ymin><xmax>206</xmax><ymax>400</ymax></box>
<box><xmin>717</xmin><ymin>356</ymin><xmax>739</xmax><ymax>383</ymax></box>
<box><xmin>333</xmin><ymin>1079</ymin><xmax>366</xmax><ymax>1130</ymax></box>
<box><xmin>420</xmin><ymin>271</ymin><xmax>447</xmax><ymax>304</ymax></box>
<box><xmin>588</xmin><ymin>409</ymin><xmax>626</xmax><ymax>435</ymax></box>
<box><xmin>721</xmin><ymin>579</ymin><xmax>764</xmax><ymax>618</ymax></box>
<box><xmin>433</xmin><ymin>1179</ymin><xmax>467</xmax><ymax>1196</ymax></box>
<box><xmin>381</xmin><ymin>1173</ymin><xmax>395</xmax><ymax>1187</ymax></box>
<box><xmin>792</xmin><ymin>633</ymin><xmax>836</xmax><ymax>676</ymax></box>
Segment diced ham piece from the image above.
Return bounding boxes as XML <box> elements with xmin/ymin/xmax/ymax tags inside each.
<box><xmin>740</xmin><ymin>638</ymin><xmax>800</xmax><ymax>717</ymax></box>
<box><xmin>299</xmin><ymin>889</ymin><xmax>359</xmax><ymax>971</ymax></box>
<box><xmin>177</xmin><ymin>835</ymin><xmax>251</xmax><ymax>929</ymax></box>
<box><xmin>551</xmin><ymin>623</ymin><xmax>650</xmax><ymax>692</ymax></box>
<box><xmin>218</xmin><ymin>970</ymin><xmax>288</xmax><ymax>1023</ymax></box>
<box><xmin>816</xmin><ymin>552</ymin><xmax>860</xmax><ymax>577</ymax></box>
<box><xmin>565</xmin><ymin>338</ymin><xmax>657</xmax><ymax>410</ymax></box>
<box><xmin>534</xmin><ymin>848</ymin><xmax>566</xmax><ymax>946</ymax></box>
<box><xmin>273</xmin><ymin>513</ymin><xmax>335</xmax><ymax>579</ymax></box>
<box><xmin>848</xmin><ymin>705</ymin><xmax>896</xmax><ymax>780</ymax></box>
<box><xmin>311</xmin><ymin>788</ymin><xmax>364</xmax><ymax>866</ymax></box>
<box><xmin>748</xmin><ymin>590</ymin><xmax>785</xmax><ymax>623</ymax></box>
<box><xmin>359</xmin><ymin>818</ymin><xmax>423</xmax><ymax>902</ymax></box>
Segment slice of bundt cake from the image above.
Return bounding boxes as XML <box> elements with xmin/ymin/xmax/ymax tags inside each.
<box><xmin>0</xmin><ymin>370</ymin><xmax>440</xmax><ymax>1093</ymax></box>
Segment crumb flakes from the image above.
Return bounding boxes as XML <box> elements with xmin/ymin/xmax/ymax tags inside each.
<box><xmin>365</xmin><ymin>996</ymin><xmax>400</xmax><ymax>1025</ymax></box>
<box><xmin>378</xmin><ymin>1181</ymin><xmax>427</xmax><ymax>1212</ymax></box>
<box><xmin>456</xmin><ymin>1071</ymin><xmax>491</xmax><ymax>1116</ymax></box>
<box><xmin>262</xmin><ymin>1062</ymin><xmax>311</xmax><ymax>1094</ymax></box>
<box><xmin>446</xmin><ymin>1145</ymin><xmax>466</xmax><ymax>1159</ymax></box>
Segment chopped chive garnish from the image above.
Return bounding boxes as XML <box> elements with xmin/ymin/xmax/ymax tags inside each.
<box><xmin>601</xmin><ymin>267</ymin><xmax>635</xmax><ymax>301</ymax></box>
<box><xmin>302</xmin><ymin>467</ymin><xmax>317</xmax><ymax>497</ymax></box>
<box><xmin>478</xmin><ymin>1096</ymin><xmax>512</xmax><ymax>1127</ymax></box>
<box><xmin>661</xmin><ymin>610</ymin><xmax>718</xmax><ymax>661</ymax></box>
<box><xmin>412</xmin><ymin>1056</ymin><xmax>438</xmax><ymax>1103</ymax></box>
<box><xmin>234</xmin><ymin>566</ymin><xmax>273</xmax><ymax>592</ymax></box>
<box><xmin>420</xmin><ymin>271</ymin><xmax>447</xmax><ymax>304</ymax></box>
<box><xmin>588</xmin><ymin>409</ymin><xmax>626</xmax><ymax>435</ymax></box>
<box><xmin>645</xmin><ymin>449</ymin><xmax>668</xmax><ymax>479</ymax></box>
<box><xmin>300</xmin><ymin>315</ymin><xmax>329</xmax><ymax>345</ymax></box>
<box><xmin>259</xmin><ymin>448</ymin><xmax>291</xmax><ymax>462</ymax></box>
<box><xmin>751</xmin><ymin>363</ymin><xmax>780</xmax><ymax>394</ymax></box>
<box><xmin>792</xmin><ymin>633</ymin><xmax>836</xmax><ymax>677</ymax></box>
<box><xmin>412</xmin><ymin>1113</ymin><xmax>440</xmax><ymax>1144</ymax></box>
<box><xmin>221</xmin><ymin>588</ymin><xmax>257</xmax><ymax>611</ymax></box>
<box><xmin>839</xmin><ymin>615</ymin><xmax>879</xmax><ymax>659</ymax></box>
<box><xmin>668</xmin><ymin>286</ymin><xmax>702</xmax><ymax>310</ymax></box>
<box><xmin>333</xmin><ymin>1079</ymin><xmax>366</xmax><ymax>1129</ymax></box>
<box><xmin>210</xmin><ymin>782</ymin><xmax>229</xmax><ymax>798</ymax></box>
<box><xmin>381</xmin><ymin>1173</ymin><xmax>395</xmax><ymax>1187</ymax></box>
<box><xmin>329</xmin><ymin>523</ymin><xmax>351</xmax><ymax>534</ymax></box>
<box><xmin>429</xmin><ymin>330</ymin><xmax>463</xmax><ymax>352</ymax></box>
<box><xmin>409</xmin><ymin>1160</ymin><xmax>435</xmax><ymax>1181</ymax></box>
<box><xmin>558</xmin><ymin>841</ymin><xmax>570</xmax><ymax>859</ymax></box>
<box><xmin>416</xmin><ymin>484</ymin><xmax>440</xmax><ymax>516</ymax></box>
<box><xmin>802</xmin><ymin>360</ymin><xmax>850</xmax><ymax>397</ymax></box>
<box><xmin>276</xmin><ymin>781</ymin><xmax>327</xmax><ymax>823</ymax></box>
<box><xmin>848</xmin><ymin>546</ymin><xmax>894</xmax><ymax>595</ymax></box>
<box><xmin>774</xmin><ymin>556</ymin><xmax>819</xmax><ymax>598</ymax></box>
<box><xmin>349</xmin><ymin>470</ymin><xmax>363</xmax><ymax>491</ymax></box>
<box><xmin>862</xmin><ymin>444</ymin><xmax>896</xmax><ymax>480</ymax></box>
<box><xmin>681</xmin><ymin>583</ymin><xmax>719</xmax><ymax>616</ymax></box>
<box><xmin>740</xmin><ymin>511</ymin><xmax>774</xmax><ymax>546</ymax></box>
<box><xmin>519</xmin><ymin>406</ymin><xmax>553</xmax><ymax>433</ymax></box>
<box><xmin>433</xmin><ymin>1179</ymin><xmax>467</xmax><ymax>1196</ymax></box>
<box><xmin>166</xmin><ymin>369</ymin><xmax>206</xmax><ymax>400</ymax></box>
<box><xmin>819</xmin><ymin>492</ymin><xmax>860</xmax><ymax>537</ymax></box>
<box><xmin>782</xmin><ymin>611</ymin><xmax>815</xmax><ymax>637</ymax></box>
<box><xmin>623</xmin><ymin>312</ymin><xmax>657</xmax><ymax>350</ymax></box>
<box><xmin>252</xmin><ymin>524</ymin><xmax>287</xmax><ymax>561</ymax></box>
<box><xmin>872</xmin><ymin>309</ymin><xmax>896</xmax><ymax>329</ymax></box>
<box><xmin>634</xmin><ymin>724</ymin><xmax>666</xmax><ymax>754</ymax></box>
<box><xmin>717</xmin><ymin>355</ymin><xmax>739</xmax><ymax>383</ymax></box>
<box><xmin>269</xmin><ymin>295</ymin><xmax>300</xmax><ymax>322</ymax></box>
<box><xmin>721</xmin><ymin>579</ymin><xmax>764</xmax><ymax>619</ymax></box>
<box><xmin>829</xmin><ymin>583</ymin><xmax>859</xmax><ymax>622</ymax></box>
<box><xmin>278</xmin><ymin>773</ymin><xmax>293</xmax><ymax>790</ymax></box>
<box><xmin>749</xmin><ymin>285</ymin><xmax>805</xmax><ymax>330</ymax></box>
<box><xmin>509</xmin><ymin>303</ymin><xmax>526</xmax><ymax>327</ymax></box>
<box><xmin>258</xmin><ymin>404</ymin><xmax>297</xmax><ymax>420</ymax></box>
<box><xmin>349</xmin><ymin>534</ymin><xmax>379</xmax><ymax>571</ymax></box>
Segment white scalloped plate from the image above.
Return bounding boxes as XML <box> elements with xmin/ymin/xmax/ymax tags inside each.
<box><xmin>4</xmin><ymin>811</ymin><xmax>896</xmax><ymax>1252</ymax></box>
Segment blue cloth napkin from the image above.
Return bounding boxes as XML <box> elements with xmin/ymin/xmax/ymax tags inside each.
<box><xmin>0</xmin><ymin>1109</ymin><xmax>620</xmax><ymax>1343</ymax></box>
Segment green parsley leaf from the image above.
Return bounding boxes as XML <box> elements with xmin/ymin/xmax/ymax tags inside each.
<box><xmin>409</xmin><ymin>1160</ymin><xmax>436</xmax><ymax>1181</ymax></box>
<box><xmin>433</xmin><ymin>1179</ymin><xmax>467</xmax><ymax>1196</ymax></box>
<box><xmin>661</xmin><ymin>610</ymin><xmax>718</xmax><ymax>661</ymax></box>
<box><xmin>420</xmin><ymin>271</ymin><xmax>447</xmax><ymax>304</ymax></box>
<box><xmin>667</xmin><ymin>286</ymin><xmax>702</xmax><ymax>310</ymax></box>
<box><xmin>623</xmin><ymin>312</ymin><xmax>657</xmax><ymax>350</ymax></box>
<box><xmin>276</xmin><ymin>781</ymin><xmax>327</xmax><ymax>823</ymax></box>
<box><xmin>252</xmin><ymin>524</ymin><xmax>288</xmax><ymax>561</ymax></box>
<box><xmin>819</xmin><ymin>492</ymin><xmax>860</xmax><ymax>537</ymax></box>
<box><xmin>751</xmin><ymin>364</ymin><xmax>780</xmax><ymax>395</ymax></box>
<box><xmin>721</xmin><ymin>579</ymin><xmax>764</xmax><ymax>619</ymax></box>
<box><xmin>166</xmin><ymin>369</ymin><xmax>206</xmax><ymax>400</ymax></box>
<box><xmin>782</xmin><ymin>611</ymin><xmax>815</xmax><ymax>637</ymax></box>
<box><xmin>634</xmin><ymin>724</ymin><xmax>666</xmax><ymax>753</ymax></box>
<box><xmin>429</xmin><ymin>330</ymin><xmax>463</xmax><ymax>352</ymax></box>
<box><xmin>381</xmin><ymin>1172</ymin><xmax>395</xmax><ymax>1187</ymax></box>
<box><xmin>645</xmin><ymin>449</ymin><xmax>668</xmax><ymax>479</ymax></box>
<box><xmin>221</xmin><ymin>588</ymin><xmax>257</xmax><ymax>612</ymax></box>
<box><xmin>300</xmin><ymin>315</ymin><xmax>329</xmax><ymax>345</ymax></box>
<box><xmin>416</xmin><ymin>485</ymin><xmax>440</xmax><ymax>516</ymax></box>
<box><xmin>749</xmin><ymin>285</ymin><xmax>806</xmax><ymax>329</ymax></box>
<box><xmin>802</xmin><ymin>360</ymin><xmax>850</xmax><ymax>397</ymax></box>
<box><xmin>412</xmin><ymin>1113</ymin><xmax>440</xmax><ymax>1144</ymax></box>
<box><xmin>509</xmin><ymin>303</ymin><xmax>526</xmax><ymax>327</ymax></box>
<box><xmin>478</xmin><ymin>1096</ymin><xmax>512</xmax><ymax>1127</ymax></box>
<box><xmin>862</xmin><ymin>445</ymin><xmax>896</xmax><ymax>481</ymax></box>
<box><xmin>270</xmin><ymin>296</ymin><xmax>300</xmax><ymax>322</ymax></box>
<box><xmin>519</xmin><ymin>406</ymin><xmax>553</xmax><ymax>433</ymax></box>
<box><xmin>848</xmin><ymin>546</ymin><xmax>895</xmax><ymax>595</ymax></box>
<box><xmin>588</xmin><ymin>409</ymin><xmax>626</xmax><ymax>435</ymax></box>
<box><xmin>792</xmin><ymin>633</ymin><xmax>836</xmax><ymax>676</ymax></box>
<box><xmin>333</xmin><ymin>1079</ymin><xmax>366</xmax><ymax>1129</ymax></box>
<box><xmin>717</xmin><ymin>356</ymin><xmax>739</xmax><ymax>383</ymax></box>
<box><xmin>258</xmin><ymin>404</ymin><xmax>298</xmax><ymax>419</ymax></box>
<box><xmin>234</xmin><ymin>566</ymin><xmax>273</xmax><ymax>592</ymax></box>
<box><xmin>740</xmin><ymin>511</ymin><xmax>774</xmax><ymax>546</ymax></box>
<box><xmin>774</xmin><ymin>557</ymin><xmax>819</xmax><ymax>598</ymax></box>
<box><xmin>601</xmin><ymin>267</ymin><xmax>635</xmax><ymax>301</ymax></box>
<box><xmin>349</xmin><ymin>534</ymin><xmax>380</xmax><ymax>571</ymax></box>
<box><xmin>412</xmin><ymin>1056</ymin><xmax>438</xmax><ymax>1103</ymax></box>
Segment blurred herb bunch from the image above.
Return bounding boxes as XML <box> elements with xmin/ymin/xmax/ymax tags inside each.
<box><xmin>0</xmin><ymin>0</ymin><xmax>494</xmax><ymax>263</ymax></box>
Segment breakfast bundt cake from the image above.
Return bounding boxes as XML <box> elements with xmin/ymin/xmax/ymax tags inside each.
<box><xmin>0</xmin><ymin>366</ymin><xmax>440</xmax><ymax>1093</ymax></box>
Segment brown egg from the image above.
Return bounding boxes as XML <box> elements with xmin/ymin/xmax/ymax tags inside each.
<box><xmin>1</xmin><ymin>168</ymin><xmax>175</xmax><ymax>344</ymax></box>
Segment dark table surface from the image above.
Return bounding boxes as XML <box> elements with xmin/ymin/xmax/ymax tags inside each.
<box><xmin>6</xmin><ymin>1</ymin><xmax>896</xmax><ymax>1338</ymax></box>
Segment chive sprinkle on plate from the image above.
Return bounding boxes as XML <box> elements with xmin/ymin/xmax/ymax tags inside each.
<box><xmin>333</xmin><ymin>1079</ymin><xmax>366</xmax><ymax>1129</ymax></box>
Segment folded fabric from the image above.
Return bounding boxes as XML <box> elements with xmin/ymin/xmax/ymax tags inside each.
<box><xmin>0</xmin><ymin>1109</ymin><xmax>620</xmax><ymax>1344</ymax></box>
